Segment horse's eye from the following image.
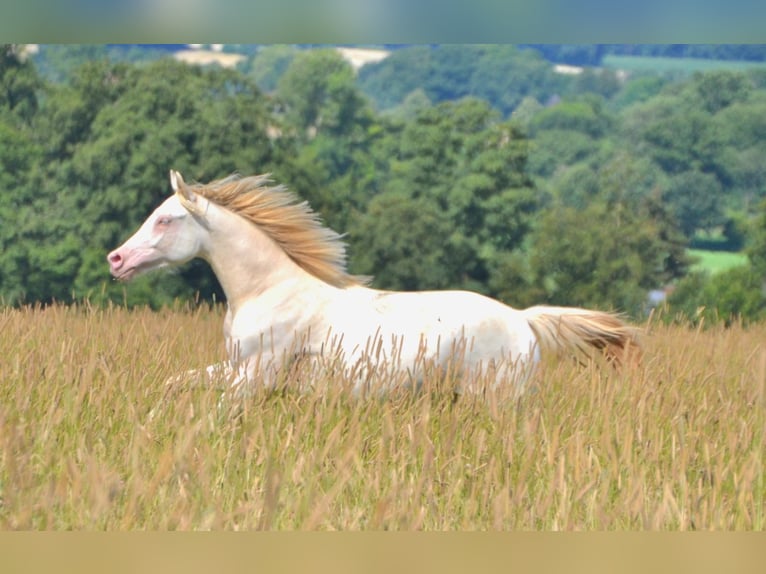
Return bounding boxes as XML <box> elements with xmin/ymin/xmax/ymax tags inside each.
<box><xmin>157</xmin><ymin>217</ymin><xmax>173</xmax><ymax>226</ymax></box>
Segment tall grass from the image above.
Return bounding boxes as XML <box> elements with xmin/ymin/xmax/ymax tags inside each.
<box><xmin>0</xmin><ymin>304</ymin><xmax>764</xmax><ymax>530</ymax></box>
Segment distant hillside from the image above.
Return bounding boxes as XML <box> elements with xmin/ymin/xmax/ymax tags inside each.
<box><xmin>521</xmin><ymin>44</ymin><xmax>766</xmax><ymax>67</ymax></box>
<box><xmin>355</xmin><ymin>45</ymin><xmax>571</xmax><ymax>116</ymax></box>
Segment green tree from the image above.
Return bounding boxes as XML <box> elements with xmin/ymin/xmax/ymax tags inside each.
<box><xmin>747</xmin><ymin>199</ymin><xmax>766</xmax><ymax>278</ymax></box>
<box><xmin>68</xmin><ymin>60</ymin><xmax>275</xmax><ymax>305</ymax></box>
<box><xmin>667</xmin><ymin>266</ymin><xmax>766</xmax><ymax>325</ymax></box>
<box><xmin>272</xmin><ymin>49</ymin><xmax>383</xmax><ymax>237</ymax></box>
<box><xmin>0</xmin><ymin>44</ymin><xmax>41</xmax><ymax>123</ymax></box>
<box><xmin>510</xmin><ymin>96</ymin><xmax>543</xmax><ymax>127</ymax></box>
<box><xmin>0</xmin><ymin>45</ymin><xmax>45</xmax><ymax>303</ymax></box>
<box><xmin>35</xmin><ymin>60</ymin><xmax>129</xmax><ymax>163</ymax></box>
<box><xmin>692</xmin><ymin>70</ymin><xmax>753</xmax><ymax>114</ymax></box>
<box><xmin>0</xmin><ymin>58</ymin><xmax>279</xmax><ymax>307</ymax></box>
<box><xmin>350</xmin><ymin>99</ymin><xmax>537</xmax><ymax>295</ymax></box>
<box><xmin>246</xmin><ymin>45</ymin><xmax>298</xmax><ymax>93</ymax></box>
<box><xmin>524</xmin><ymin>150</ymin><xmax>690</xmax><ymax>317</ymax></box>
<box><xmin>390</xmin><ymin>88</ymin><xmax>432</xmax><ymax>120</ymax></box>
<box><xmin>611</xmin><ymin>76</ymin><xmax>666</xmax><ymax>110</ymax></box>
<box><xmin>349</xmin><ymin>192</ymin><xmax>456</xmax><ymax>291</ymax></box>
<box><xmin>663</xmin><ymin>170</ymin><xmax>724</xmax><ymax>238</ymax></box>
<box><xmin>357</xmin><ymin>45</ymin><xmax>569</xmax><ymax>117</ymax></box>
<box><xmin>640</xmin><ymin>108</ymin><xmax>719</xmax><ymax>175</ymax></box>
<box><xmin>526</xmin><ymin>130</ymin><xmax>600</xmax><ymax>178</ymax></box>
<box><xmin>527</xmin><ymin>197</ymin><xmax>685</xmax><ymax>316</ymax></box>
<box><xmin>711</xmin><ymin>97</ymin><xmax>766</xmax><ymax>208</ymax></box>
<box><xmin>528</xmin><ymin>97</ymin><xmax>613</xmax><ymax>138</ymax></box>
<box><xmin>572</xmin><ymin>68</ymin><xmax>621</xmax><ymax>100</ymax></box>
<box><xmin>276</xmin><ymin>49</ymin><xmax>366</xmax><ymax>140</ymax></box>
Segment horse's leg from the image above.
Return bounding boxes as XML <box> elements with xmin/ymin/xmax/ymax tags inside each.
<box><xmin>147</xmin><ymin>361</ymin><xmax>234</xmax><ymax>420</ymax></box>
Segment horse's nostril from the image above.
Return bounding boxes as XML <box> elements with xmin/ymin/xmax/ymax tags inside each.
<box><xmin>108</xmin><ymin>251</ymin><xmax>122</xmax><ymax>265</ymax></box>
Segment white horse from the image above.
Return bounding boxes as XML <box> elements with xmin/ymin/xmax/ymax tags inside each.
<box><xmin>108</xmin><ymin>171</ymin><xmax>639</xmax><ymax>397</ymax></box>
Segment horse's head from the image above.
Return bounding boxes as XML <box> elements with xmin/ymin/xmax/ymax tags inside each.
<box><xmin>107</xmin><ymin>170</ymin><xmax>209</xmax><ymax>281</ymax></box>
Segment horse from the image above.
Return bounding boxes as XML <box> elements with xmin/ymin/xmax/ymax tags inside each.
<box><xmin>107</xmin><ymin>170</ymin><xmax>640</xmax><ymax>398</ymax></box>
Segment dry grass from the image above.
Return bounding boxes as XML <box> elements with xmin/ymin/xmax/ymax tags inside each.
<box><xmin>0</xmin><ymin>304</ymin><xmax>764</xmax><ymax>530</ymax></box>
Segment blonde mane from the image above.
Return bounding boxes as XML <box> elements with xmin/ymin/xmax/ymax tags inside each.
<box><xmin>182</xmin><ymin>174</ymin><xmax>367</xmax><ymax>288</ymax></box>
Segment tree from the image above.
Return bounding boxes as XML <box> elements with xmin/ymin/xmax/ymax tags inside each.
<box><xmin>390</xmin><ymin>88</ymin><xmax>432</xmax><ymax>120</ymax></box>
<box><xmin>35</xmin><ymin>60</ymin><xmax>129</xmax><ymax>163</ymax></box>
<box><xmin>246</xmin><ymin>45</ymin><xmax>298</xmax><ymax>92</ymax></box>
<box><xmin>526</xmin><ymin>130</ymin><xmax>600</xmax><ymax>178</ymax></box>
<box><xmin>350</xmin><ymin>99</ymin><xmax>537</xmax><ymax>296</ymax></box>
<box><xmin>0</xmin><ymin>44</ymin><xmax>42</xmax><ymax>123</ymax></box>
<box><xmin>67</xmin><ymin>61</ymin><xmax>276</xmax><ymax>305</ymax></box>
<box><xmin>662</xmin><ymin>170</ymin><xmax>724</xmax><ymax>238</ymax></box>
<box><xmin>468</xmin><ymin>45</ymin><xmax>569</xmax><ymax>116</ymax></box>
<box><xmin>572</xmin><ymin>68</ymin><xmax>621</xmax><ymax>100</ymax></box>
<box><xmin>640</xmin><ymin>108</ymin><xmax>720</xmax><ymax>175</ymax></box>
<box><xmin>357</xmin><ymin>45</ymin><xmax>569</xmax><ymax>117</ymax></box>
<box><xmin>610</xmin><ymin>76</ymin><xmax>666</xmax><ymax>111</ymax></box>
<box><xmin>510</xmin><ymin>96</ymin><xmax>543</xmax><ymax>127</ymax></box>
<box><xmin>349</xmin><ymin>192</ymin><xmax>457</xmax><ymax>291</ymax></box>
<box><xmin>272</xmin><ymin>49</ymin><xmax>382</xmax><ymax>237</ymax></box>
<box><xmin>692</xmin><ymin>70</ymin><xmax>753</xmax><ymax>114</ymax></box>
<box><xmin>667</xmin><ymin>266</ymin><xmax>766</xmax><ymax>325</ymax></box>
<box><xmin>276</xmin><ymin>49</ymin><xmax>366</xmax><ymax>139</ymax></box>
<box><xmin>711</xmin><ymin>98</ymin><xmax>766</xmax><ymax>209</ymax></box>
<box><xmin>528</xmin><ymin>97</ymin><xmax>613</xmax><ymax>138</ymax></box>
<box><xmin>525</xmin><ymin>151</ymin><xmax>689</xmax><ymax>316</ymax></box>
<box><xmin>527</xmin><ymin>197</ymin><xmax>687</xmax><ymax>316</ymax></box>
<box><xmin>747</xmin><ymin>198</ymin><xmax>766</xmax><ymax>279</ymax></box>
<box><xmin>0</xmin><ymin>57</ymin><xmax>280</xmax><ymax>307</ymax></box>
<box><xmin>0</xmin><ymin>45</ymin><xmax>45</xmax><ymax>303</ymax></box>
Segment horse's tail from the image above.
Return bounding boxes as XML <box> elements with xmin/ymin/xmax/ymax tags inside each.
<box><xmin>522</xmin><ymin>306</ymin><xmax>641</xmax><ymax>368</ymax></box>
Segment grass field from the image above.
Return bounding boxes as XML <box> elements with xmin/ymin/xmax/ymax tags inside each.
<box><xmin>603</xmin><ymin>55</ymin><xmax>766</xmax><ymax>75</ymax></box>
<box><xmin>688</xmin><ymin>249</ymin><xmax>749</xmax><ymax>275</ymax></box>
<box><xmin>0</xmin><ymin>304</ymin><xmax>764</xmax><ymax>530</ymax></box>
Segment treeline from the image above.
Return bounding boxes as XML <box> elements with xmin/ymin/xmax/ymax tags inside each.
<box><xmin>521</xmin><ymin>44</ymin><xmax>766</xmax><ymax>67</ymax></box>
<box><xmin>2</xmin><ymin>44</ymin><xmax>766</xmax><ymax>322</ymax></box>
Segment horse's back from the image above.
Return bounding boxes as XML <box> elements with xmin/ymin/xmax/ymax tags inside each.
<box><xmin>333</xmin><ymin>287</ymin><xmax>536</xmax><ymax>366</ymax></box>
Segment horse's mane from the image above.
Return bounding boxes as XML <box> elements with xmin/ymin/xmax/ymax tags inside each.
<box><xmin>183</xmin><ymin>174</ymin><xmax>369</xmax><ymax>288</ymax></box>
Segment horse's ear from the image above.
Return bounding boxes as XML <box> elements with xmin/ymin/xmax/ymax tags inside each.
<box><xmin>170</xmin><ymin>169</ymin><xmax>197</xmax><ymax>206</ymax></box>
<box><xmin>170</xmin><ymin>169</ymin><xmax>185</xmax><ymax>193</ymax></box>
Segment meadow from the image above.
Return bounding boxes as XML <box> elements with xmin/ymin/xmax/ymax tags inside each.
<box><xmin>688</xmin><ymin>248</ymin><xmax>749</xmax><ymax>275</ymax></box>
<box><xmin>602</xmin><ymin>54</ymin><xmax>766</xmax><ymax>75</ymax></box>
<box><xmin>0</xmin><ymin>304</ymin><xmax>764</xmax><ymax>530</ymax></box>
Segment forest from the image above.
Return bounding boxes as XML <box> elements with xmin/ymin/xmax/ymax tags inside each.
<box><xmin>1</xmin><ymin>43</ymin><xmax>766</xmax><ymax>322</ymax></box>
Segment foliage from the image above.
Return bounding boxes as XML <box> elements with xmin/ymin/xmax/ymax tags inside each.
<box><xmin>662</xmin><ymin>170</ymin><xmax>724</xmax><ymax>237</ymax></box>
<box><xmin>1</xmin><ymin>53</ymin><xmax>278</xmax><ymax>306</ymax></box>
<box><xmin>357</xmin><ymin>45</ymin><xmax>570</xmax><ymax>117</ymax></box>
<box><xmin>609</xmin><ymin>75</ymin><xmax>667</xmax><ymax>110</ymax></box>
<box><xmin>528</xmin><ymin>96</ymin><xmax>613</xmax><ymax>138</ymax></box>
<box><xmin>276</xmin><ymin>49</ymin><xmax>366</xmax><ymax>139</ymax></box>
<box><xmin>243</xmin><ymin>45</ymin><xmax>298</xmax><ymax>92</ymax></box>
<box><xmin>524</xmin><ymin>44</ymin><xmax>766</xmax><ymax>66</ymax></box>
<box><xmin>2</xmin><ymin>44</ymin><xmax>766</xmax><ymax>322</ymax></box>
<box><xmin>0</xmin><ymin>45</ymin><xmax>41</xmax><ymax>123</ymax></box>
<box><xmin>747</xmin><ymin>198</ymin><xmax>766</xmax><ymax>278</ymax></box>
<box><xmin>349</xmin><ymin>99</ymin><xmax>537</xmax><ymax>296</ymax></box>
<box><xmin>666</xmin><ymin>266</ymin><xmax>766</xmax><ymax>325</ymax></box>
<box><xmin>31</xmin><ymin>44</ymin><xmax>174</xmax><ymax>84</ymax></box>
<box><xmin>524</xmin><ymin>197</ymin><xmax>688</xmax><ymax>316</ymax></box>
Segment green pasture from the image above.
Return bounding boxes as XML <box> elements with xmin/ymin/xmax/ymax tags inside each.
<box><xmin>688</xmin><ymin>248</ymin><xmax>749</xmax><ymax>275</ymax></box>
<box><xmin>603</xmin><ymin>55</ymin><xmax>766</xmax><ymax>75</ymax></box>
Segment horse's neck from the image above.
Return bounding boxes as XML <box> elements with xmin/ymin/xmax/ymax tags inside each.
<box><xmin>202</xmin><ymin>208</ymin><xmax>329</xmax><ymax>311</ymax></box>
